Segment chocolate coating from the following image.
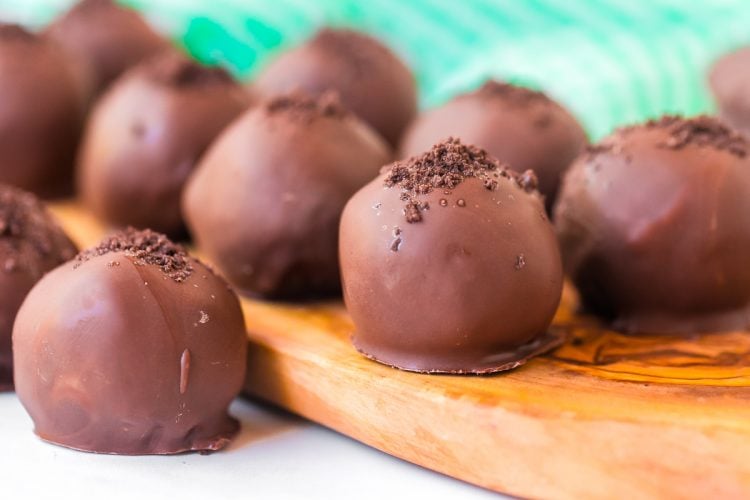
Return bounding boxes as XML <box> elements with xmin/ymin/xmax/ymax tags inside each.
<box><xmin>183</xmin><ymin>93</ymin><xmax>391</xmax><ymax>299</ymax></box>
<box><xmin>0</xmin><ymin>25</ymin><xmax>85</xmax><ymax>197</ymax></box>
<box><xmin>13</xmin><ymin>229</ymin><xmax>247</xmax><ymax>454</ymax></box>
<box><xmin>709</xmin><ymin>47</ymin><xmax>750</xmax><ymax>136</ymax></box>
<box><xmin>78</xmin><ymin>52</ymin><xmax>251</xmax><ymax>237</ymax></box>
<box><xmin>46</xmin><ymin>0</ymin><xmax>169</xmax><ymax>95</ymax></box>
<box><xmin>0</xmin><ymin>185</ymin><xmax>77</xmax><ymax>391</ymax></box>
<box><xmin>400</xmin><ymin>81</ymin><xmax>587</xmax><ymax>212</ymax></box>
<box><xmin>555</xmin><ymin>115</ymin><xmax>750</xmax><ymax>334</ymax></box>
<box><xmin>255</xmin><ymin>28</ymin><xmax>417</xmax><ymax>146</ymax></box>
<box><xmin>340</xmin><ymin>139</ymin><xmax>564</xmax><ymax>373</ymax></box>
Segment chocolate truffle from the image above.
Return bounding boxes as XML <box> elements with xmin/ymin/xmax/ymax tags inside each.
<box><xmin>78</xmin><ymin>52</ymin><xmax>251</xmax><ymax>237</ymax></box>
<box><xmin>555</xmin><ymin>115</ymin><xmax>750</xmax><ymax>334</ymax></box>
<box><xmin>254</xmin><ymin>28</ymin><xmax>417</xmax><ymax>146</ymax></box>
<box><xmin>709</xmin><ymin>47</ymin><xmax>750</xmax><ymax>136</ymax></box>
<box><xmin>340</xmin><ymin>138</ymin><xmax>564</xmax><ymax>373</ymax></box>
<box><xmin>399</xmin><ymin>81</ymin><xmax>587</xmax><ymax>212</ymax></box>
<box><xmin>13</xmin><ymin>229</ymin><xmax>247</xmax><ymax>454</ymax></box>
<box><xmin>0</xmin><ymin>24</ymin><xmax>84</xmax><ymax>197</ymax></box>
<box><xmin>45</xmin><ymin>0</ymin><xmax>169</xmax><ymax>95</ymax></box>
<box><xmin>183</xmin><ymin>92</ymin><xmax>391</xmax><ymax>299</ymax></box>
<box><xmin>0</xmin><ymin>185</ymin><xmax>77</xmax><ymax>391</ymax></box>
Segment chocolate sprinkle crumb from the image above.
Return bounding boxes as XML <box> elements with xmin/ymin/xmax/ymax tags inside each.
<box><xmin>147</xmin><ymin>53</ymin><xmax>233</xmax><ymax>88</ymax></box>
<box><xmin>474</xmin><ymin>80</ymin><xmax>551</xmax><ymax>107</ymax></box>
<box><xmin>588</xmin><ymin>115</ymin><xmax>748</xmax><ymax>160</ymax></box>
<box><xmin>383</xmin><ymin>138</ymin><xmax>537</xmax><ymax>223</ymax></box>
<box><xmin>265</xmin><ymin>91</ymin><xmax>348</xmax><ymax>121</ymax></box>
<box><xmin>0</xmin><ymin>185</ymin><xmax>76</xmax><ymax>275</ymax></box>
<box><xmin>650</xmin><ymin>115</ymin><xmax>747</xmax><ymax>157</ymax></box>
<box><xmin>76</xmin><ymin>228</ymin><xmax>194</xmax><ymax>282</ymax></box>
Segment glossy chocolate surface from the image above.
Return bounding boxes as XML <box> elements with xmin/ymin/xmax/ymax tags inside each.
<box><xmin>255</xmin><ymin>28</ymin><xmax>417</xmax><ymax>146</ymax></box>
<box><xmin>0</xmin><ymin>185</ymin><xmax>77</xmax><ymax>391</ymax></box>
<box><xmin>78</xmin><ymin>51</ymin><xmax>251</xmax><ymax>237</ymax></box>
<box><xmin>340</xmin><ymin>138</ymin><xmax>564</xmax><ymax>373</ymax></box>
<box><xmin>399</xmin><ymin>81</ymin><xmax>587</xmax><ymax>212</ymax></box>
<box><xmin>0</xmin><ymin>24</ymin><xmax>85</xmax><ymax>197</ymax></box>
<box><xmin>183</xmin><ymin>92</ymin><xmax>391</xmax><ymax>299</ymax></box>
<box><xmin>710</xmin><ymin>47</ymin><xmax>750</xmax><ymax>136</ymax></box>
<box><xmin>555</xmin><ymin>115</ymin><xmax>750</xmax><ymax>334</ymax></box>
<box><xmin>13</xmin><ymin>229</ymin><xmax>247</xmax><ymax>454</ymax></box>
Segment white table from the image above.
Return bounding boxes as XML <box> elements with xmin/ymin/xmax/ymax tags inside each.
<box><xmin>1</xmin><ymin>393</ymin><xmax>501</xmax><ymax>499</ymax></box>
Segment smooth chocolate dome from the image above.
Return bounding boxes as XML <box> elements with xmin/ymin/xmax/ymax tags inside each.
<box><xmin>183</xmin><ymin>92</ymin><xmax>391</xmax><ymax>299</ymax></box>
<box><xmin>709</xmin><ymin>47</ymin><xmax>750</xmax><ymax>136</ymax></box>
<box><xmin>13</xmin><ymin>229</ymin><xmax>247</xmax><ymax>454</ymax></box>
<box><xmin>46</xmin><ymin>0</ymin><xmax>169</xmax><ymax>96</ymax></box>
<box><xmin>254</xmin><ymin>28</ymin><xmax>417</xmax><ymax>146</ymax></box>
<box><xmin>340</xmin><ymin>138</ymin><xmax>564</xmax><ymax>373</ymax></box>
<box><xmin>78</xmin><ymin>51</ymin><xmax>251</xmax><ymax>237</ymax></box>
<box><xmin>555</xmin><ymin>115</ymin><xmax>750</xmax><ymax>334</ymax></box>
<box><xmin>400</xmin><ymin>81</ymin><xmax>587</xmax><ymax>212</ymax></box>
<box><xmin>0</xmin><ymin>24</ymin><xmax>85</xmax><ymax>197</ymax></box>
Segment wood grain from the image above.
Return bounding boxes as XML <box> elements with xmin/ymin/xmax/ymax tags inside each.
<box><xmin>49</xmin><ymin>201</ymin><xmax>750</xmax><ymax>500</ymax></box>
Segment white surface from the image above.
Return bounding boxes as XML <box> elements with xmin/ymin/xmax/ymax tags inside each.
<box><xmin>1</xmin><ymin>393</ymin><xmax>501</xmax><ymax>500</ymax></box>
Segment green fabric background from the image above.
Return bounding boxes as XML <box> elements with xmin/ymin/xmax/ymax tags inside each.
<box><xmin>2</xmin><ymin>0</ymin><xmax>750</xmax><ymax>139</ymax></box>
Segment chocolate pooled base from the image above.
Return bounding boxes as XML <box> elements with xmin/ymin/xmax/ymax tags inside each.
<box><xmin>13</xmin><ymin>229</ymin><xmax>247</xmax><ymax>454</ymax></box>
<box><xmin>78</xmin><ymin>51</ymin><xmax>251</xmax><ymax>237</ymax></box>
<box><xmin>555</xmin><ymin>115</ymin><xmax>750</xmax><ymax>334</ymax></box>
<box><xmin>254</xmin><ymin>28</ymin><xmax>417</xmax><ymax>146</ymax></box>
<box><xmin>340</xmin><ymin>138</ymin><xmax>564</xmax><ymax>374</ymax></box>
<box><xmin>0</xmin><ymin>185</ymin><xmax>77</xmax><ymax>391</ymax></box>
<box><xmin>183</xmin><ymin>92</ymin><xmax>391</xmax><ymax>299</ymax></box>
<box><xmin>399</xmin><ymin>81</ymin><xmax>588</xmax><ymax>212</ymax></box>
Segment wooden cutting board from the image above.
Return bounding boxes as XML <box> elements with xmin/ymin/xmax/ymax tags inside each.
<box><xmin>49</xmin><ymin>201</ymin><xmax>750</xmax><ymax>500</ymax></box>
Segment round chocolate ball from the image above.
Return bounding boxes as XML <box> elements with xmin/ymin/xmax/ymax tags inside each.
<box><xmin>13</xmin><ymin>229</ymin><xmax>247</xmax><ymax>454</ymax></box>
<box><xmin>400</xmin><ymin>81</ymin><xmax>587</xmax><ymax>212</ymax></box>
<box><xmin>78</xmin><ymin>52</ymin><xmax>251</xmax><ymax>237</ymax></box>
<box><xmin>555</xmin><ymin>115</ymin><xmax>750</xmax><ymax>334</ymax></box>
<box><xmin>45</xmin><ymin>0</ymin><xmax>169</xmax><ymax>95</ymax></box>
<box><xmin>340</xmin><ymin>138</ymin><xmax>564</xmax><ymax>373</ymax></box>
<box><xmin>254</xmin><ymin>28</ymin><xmax>417</xmax><ymax>147</ymax></box>
<box><xmin>0</xmin><ymin>185</ymin><xmax>77</xmax><ymax>391</ymax></box>
<box><xmin>183</xmin><ymin>92</ymin><xmax>391</xmax><ymax>299</ymax></box>
<box><xmin>709</xmin><ymin>47</ymin><xmax>750</xmax><ymax>136</ymax></box>
<box><xmin>0</xmin><ymin>24</ymin><xmax>85</xmax><ymax>197</ymax></box>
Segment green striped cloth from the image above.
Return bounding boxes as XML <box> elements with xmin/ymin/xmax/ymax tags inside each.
<box><xmin>2</xmin><ymin>0</ymin><xmax>750</xmax><ymax>139</ymax></box>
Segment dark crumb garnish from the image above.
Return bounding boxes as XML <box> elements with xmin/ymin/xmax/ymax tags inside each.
<box><xmin>146</xmin><ymin>52</ymin><xmax>233</xmax><ymax>88</ymax></box>
<box><xmin>0</xmin><ymin>184</ymin><xmax>76</xmax><ymax>274</ymax></box>
<box><xmin>265</xmin><ymin>91</ymin><xmax>348</xmax><ymax>122</ymax></box>
<box><xmin>649</xmin><ymin>115</ymin><xmax>747</xmax><ymax>157</ymax></box>
<box><xmin>473</xmin><ymin>80</ymin><xmax>552</xmax><ymax>107</ymax></box>
<box><xmin>585</xmin><ymin>115</ymin><xmax>748</xmax><ymax>161</ymax></box>
<box><xmin>75</xmin><ymin>228</ymin><xmax>194</xmax><ymax>282</ymax></box>
<box><xmin>383</xmin><ymin>137</ymin><xmax>537</xmax><ymax>223</ymax></box>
